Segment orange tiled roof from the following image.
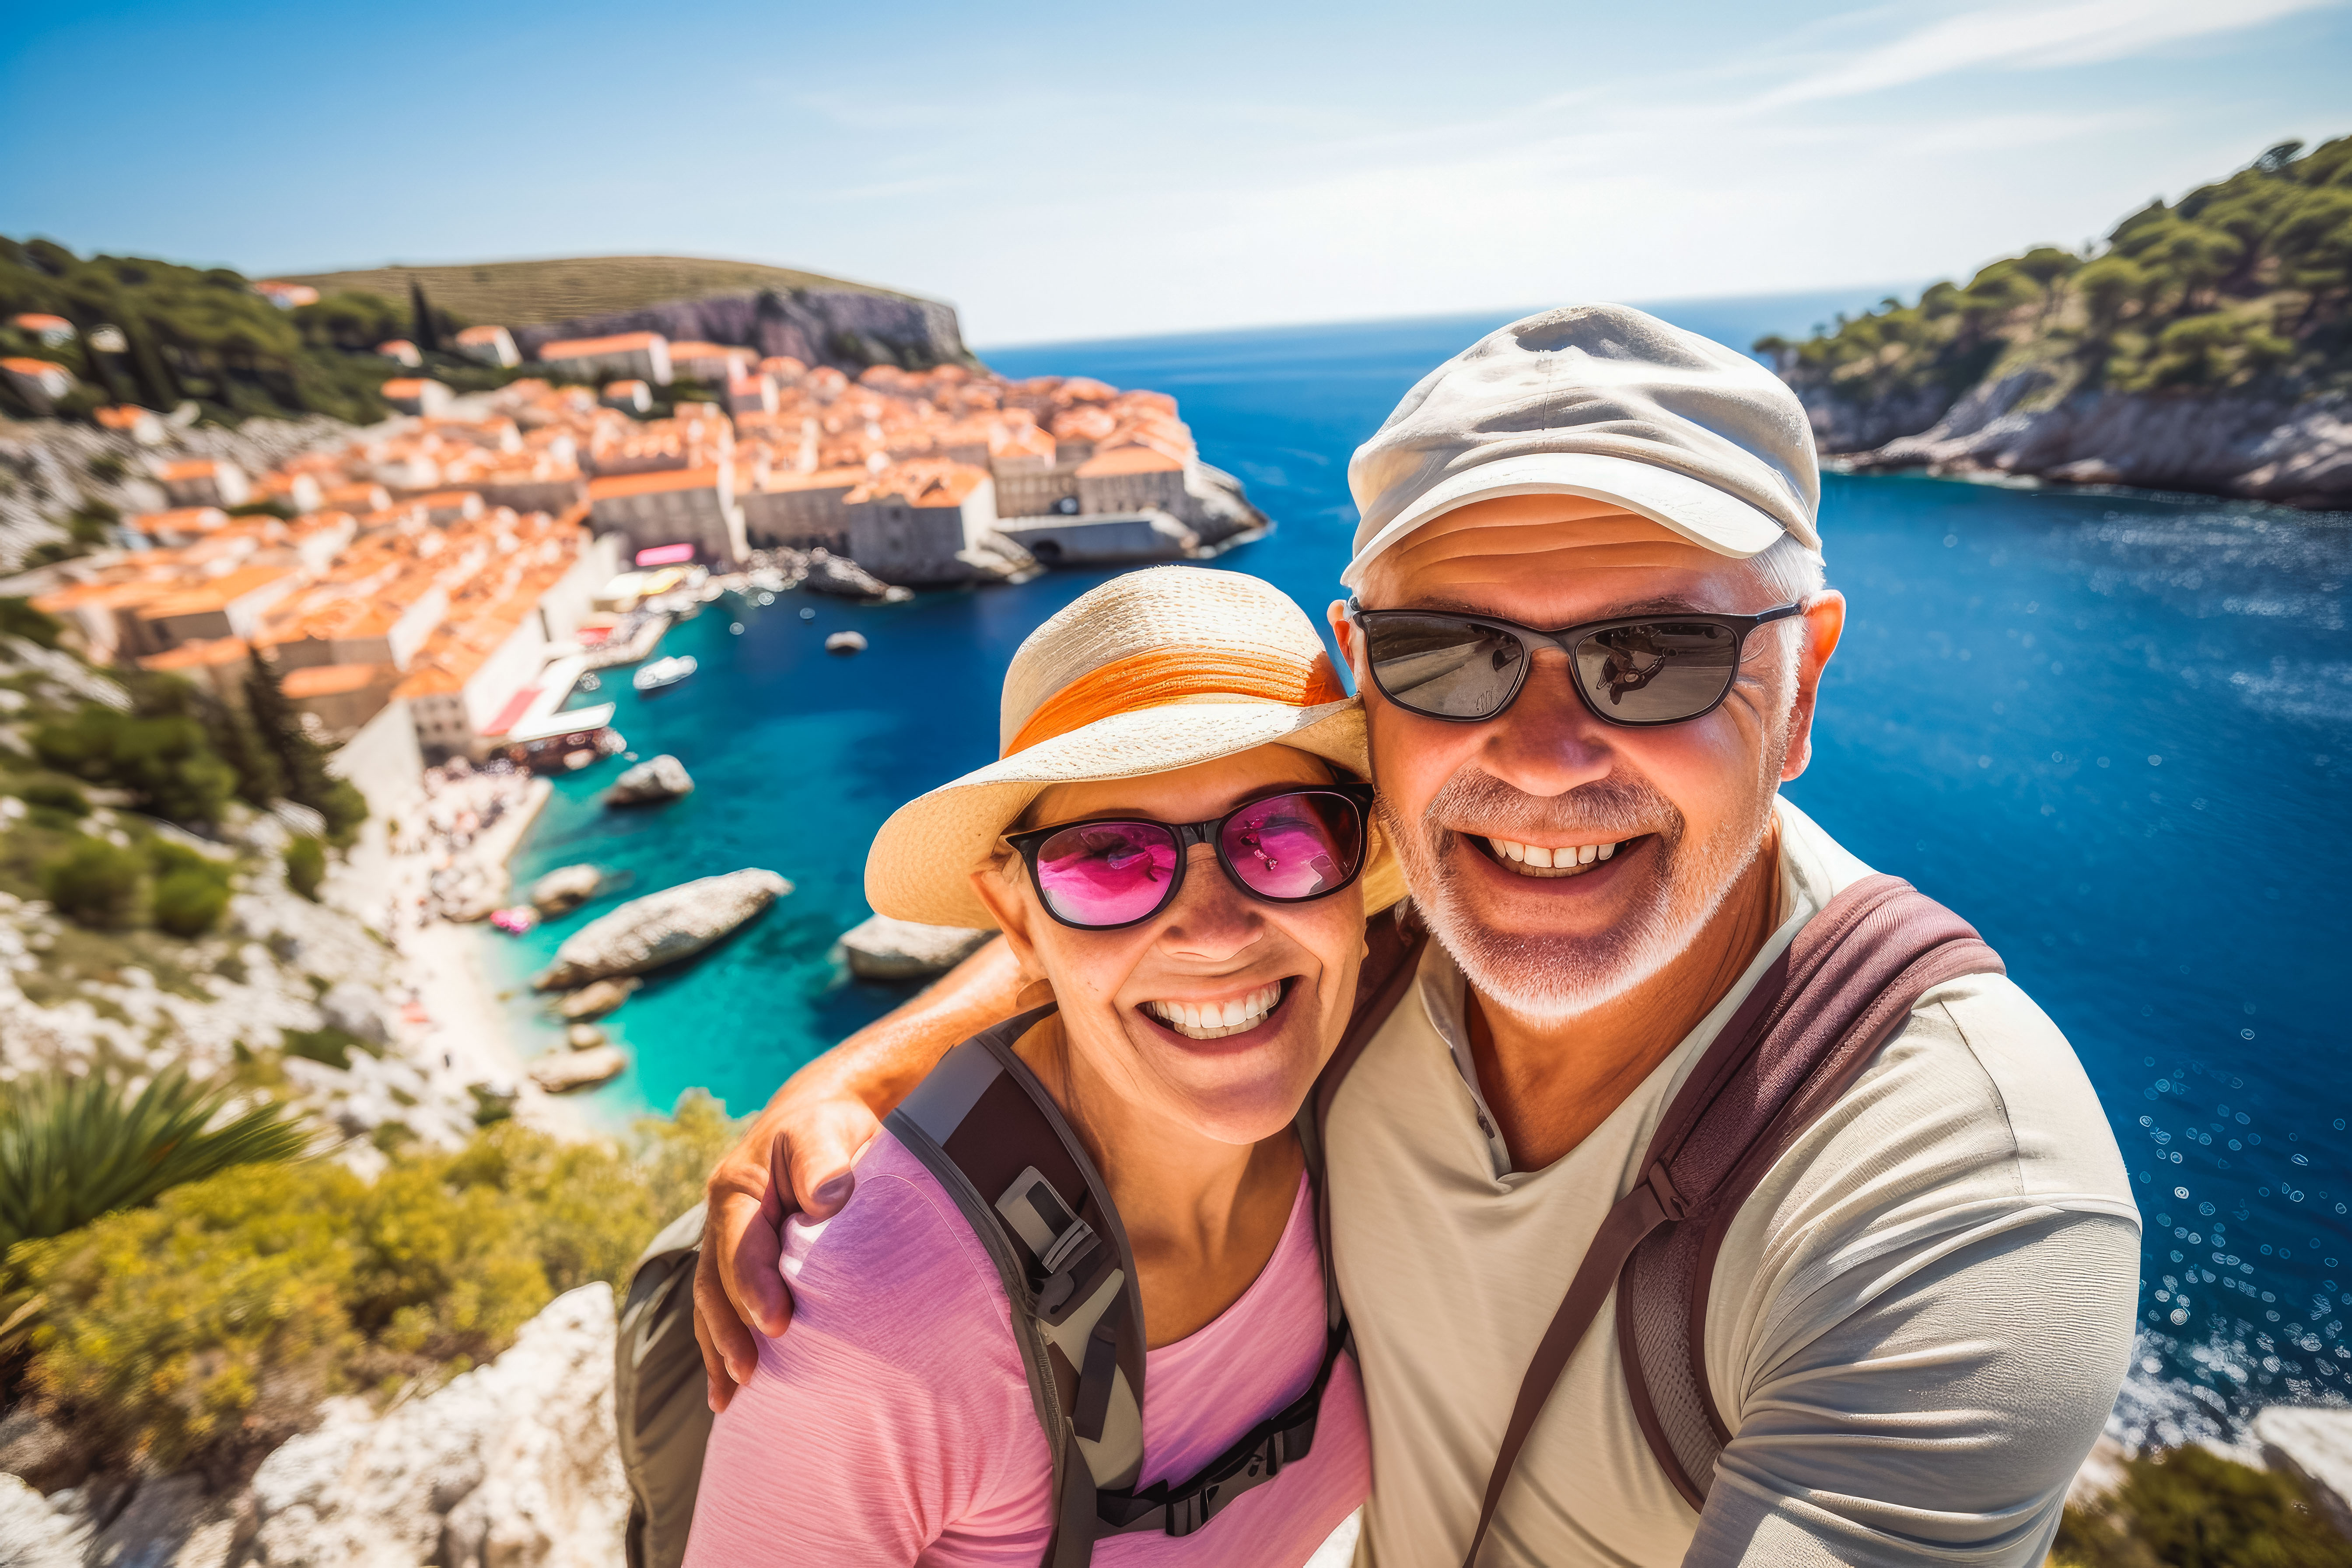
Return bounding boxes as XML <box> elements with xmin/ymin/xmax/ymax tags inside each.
<box><xmin>138</xmin><ymin>637</ymin><xmax>251</xmax><ymax>672</ymax></box>
<box><xmin>139</xmin><ymin>564</ymin><xmax>296</xmax><ymax>620</ymax></box>
<box><xmin>587</xmin><ymin>466</ymin><xmax>725</xmax><ymax>500</ymax></box>
<box><xmin>382</xmin><ymin>378</ymin><xmax>434</xmax><ymax>399</ymax></box>
<box><xmin>1</xmin><ymin>357</ymin><xmax>66</xmax><ymax>376</ymax></box>
<box><xmin>1076</xmin><ymin>444</ymin><xmax>1185</xmax><ymax>476</ymax></box>
<box><xmin>539</xmin><ymin>331</ymin><xmax>664</xmax><ymax>359</ymax></box>
<box><xmin>283</xmin><ymin>662</ymin><xmax>392</xmax><ymax>699</ymax></box>
<box><xmin>11</xmin><ymin>313</ymin><xmax>71</xmax><ymax>332</ymax></box>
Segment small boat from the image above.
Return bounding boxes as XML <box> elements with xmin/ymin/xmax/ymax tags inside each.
<box><xmin>578</xmin><ymin>673</ymin><xmax>601</xmax><ymax>693</ymax></box>
<box><xmin>633</xmin><ymin>655</ymin><xmax>699</xmax><ymax>693</ymax></box>
<box><xmin>490</xmin><ymin>905</ymin><xmax>540</xmax><ymax>935</ymax></box>
<box><xmin>826</xmin><ymin>630</ymin><xmax>868</xmax><ymax>654</ymax></box>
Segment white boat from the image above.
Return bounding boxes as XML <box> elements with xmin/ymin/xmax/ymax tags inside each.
<box><xmin>632</xmin><ymin>655</ymin><xmax>698</xmax><ymax>693</ymax></box>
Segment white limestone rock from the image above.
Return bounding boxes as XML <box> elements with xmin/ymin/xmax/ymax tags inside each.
<box><xmin>840</xmin><ymin>914</ymin><xmax>991</xmax><ymax>981</ymax></box>
<box><xmin>530</xmin><ymin>1046</ymin><xmax>626</xmax><ymax>1093</ymax></box>
<box><xmin>2255</xmin><ymin>1405</ymin><xmax>2352</xmax><ymax>1534</ymax></box>
<box><xmin>0</xmin><ymin>1476</ymin><xmax>88</xmax><ymax>1568</ymax></box>
<box><xmin>529</xmin><ymin>864</ymin><xmax>604</xmax><ymax>916</ymax></box>
<box><xmin>555</xmin><ymin>977</ymin><xmax>638</xmax><ymax>1021</ymax></box>
<box><xmin>531</xmin><ymin>869</ymin><xmax>789</xmax><ymax>990</ymax></box>
<box><xmin>248</xmin><ymin>1284</ymin><xmax>627</xmax><ymax>1568</ymax></box>
<box><xmin>603</xmin><ymin>756</ymin><xmax>692</xmax><ymax>808</ymax></box>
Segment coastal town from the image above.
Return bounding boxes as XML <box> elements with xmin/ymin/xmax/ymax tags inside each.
<box><xmin>7</xmin><ymin>304</ymin><xmax>1262</xmax><ymax>775</ymax></box>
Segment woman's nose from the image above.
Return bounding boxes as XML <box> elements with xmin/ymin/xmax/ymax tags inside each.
<box><xmin>1157</xmin><ymin>844</ymin><xmax>1262</xmax><ymax>960</ymax></box>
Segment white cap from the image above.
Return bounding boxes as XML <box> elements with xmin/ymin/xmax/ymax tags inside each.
<box><xmin>1343</xmin><ymin>304</ymin><xmax>1821</xmax><ymax>588</ymax></box>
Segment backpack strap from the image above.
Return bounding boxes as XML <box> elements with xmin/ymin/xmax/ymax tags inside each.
<box><xmin>1305</xmin><ymin>901</ymin><xmax>1430</xmax><ymax>1335</ymax></box>
<box><xmin>886</xmin><ymin>1005</ymin><xmax>1147</xmax><ymax>1568</ymax></box>
<box><xmin>1456</xmin><ymin>875</ymin><xmax>2003</xmax><ymax>1566</ymax></box>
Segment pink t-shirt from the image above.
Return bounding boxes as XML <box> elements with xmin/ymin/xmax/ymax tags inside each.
<box><xmin>685</xmin><ymin>1130</ymin><xmax>1368</xmax><ymax>1567</ymax></box>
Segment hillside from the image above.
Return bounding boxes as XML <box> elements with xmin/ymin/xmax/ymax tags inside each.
<box><xmin>1768</xmin><ymin>136</ymin><xmax>2352</xmax><ymax>508</ymax></box>
<box><xmin>281</xmin><ymin>254</ymin><xmax>925</xmax><ymax>329</ymax></box>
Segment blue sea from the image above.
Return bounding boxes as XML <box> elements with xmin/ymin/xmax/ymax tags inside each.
<box><xmin>483</xmin><ymin>295</ymin><xmax>2352</xmax><ymax>1434</ymax></box>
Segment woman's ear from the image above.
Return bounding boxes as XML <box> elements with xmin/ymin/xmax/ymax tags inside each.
<box><xmin>970</xmin><ymin>859</ymin><xmax>1047</xmax><ymax>985</ymax></box>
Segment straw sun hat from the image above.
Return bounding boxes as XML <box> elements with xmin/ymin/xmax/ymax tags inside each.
<box><xmin>865</xmin><ymin>567</ymin><xmax>1404</xmax><ymax>931</ymax></box>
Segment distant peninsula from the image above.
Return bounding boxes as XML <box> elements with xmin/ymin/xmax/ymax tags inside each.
<box><xmin>1764</xmin><ymin>135</ymin><xmax>2352</xmax><ymax>510</ymax></box>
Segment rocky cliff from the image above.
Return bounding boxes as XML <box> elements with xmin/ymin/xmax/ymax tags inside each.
<box><xmin>514</xmin><ymin>288</ymin><xmax>976</xmax><ymax>377</ymax></box>
<box><xmin>1809</xmin><ymin>375</ymin><xmax>2352</xmax><ymax>509</ymax></box>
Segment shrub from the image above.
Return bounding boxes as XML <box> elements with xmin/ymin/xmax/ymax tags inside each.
<box><xmin>285</xmin><ymin>835</ymin><xmax>325</xmax><ymax>900</ymax></box>
<box><xmin>13</xmin><ymin>1102</ymin><xmax>732</xmax><ymax>1471</ymax></box>
<box><xmin>2054</xmin><ymin>1443</ymin><xmax>2352</xmax><ymax>1568</ymax></box>
<box><xmin>20</xmin><ymin>1162</ymin><xmax>366</xmax><ymax>1469</ymax></box>
<box><xmin>152</xmin><ymin>868</ymin><xmax>231</xmax><ymax>937</ymax></box>
<box><xmin>280</xmin><ymin>1025</ymin><xmax>371</xmax><ymax>1070</ymax></box>
<box><xmin>41</xmin><ymin>836</ymin><xmax>142</xmax><ymax>929</ymax></box>
<box><xmin>18</xmin><ymin>780</ymin><xmax>87</xmax><ymax>816</ymax></box>
<box><xmin>0</xmin><ymin>596</ymin><xmax>63</xmax><ymax>648</ymax></box>
<box><xmin>0</xmin><ymin>1068</ymin><xmax>311</xmax><ymax>1256</ymax></box>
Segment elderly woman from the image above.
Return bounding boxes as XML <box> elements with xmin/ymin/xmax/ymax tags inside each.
<box><xmin>684</xmin><ymin>568</ymin><xmax>1400</xmax><ymax>1566</ymax></box>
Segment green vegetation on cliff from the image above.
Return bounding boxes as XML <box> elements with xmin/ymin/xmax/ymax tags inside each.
<box><xmin>282</xmin><ymin>253</ymin><xmax>922</xmax><ymax>329</ymax></box>
<box><xmin>1765</xmin><ymin>136</ymin><xmax>2352</xmax><ymax>416</ymax></box>
<box><xmin>0</xmin><ymin>238</ymin><xmax>516</xmax><ymax>426</ymax></box>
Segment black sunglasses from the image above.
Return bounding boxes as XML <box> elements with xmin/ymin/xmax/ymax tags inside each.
<box><xmin>1347</xmin><ymin>598</ymin><xmax>1803</xmax><ymax>727</ymax></box>
<box><xmin>1002</xmin><ymin>784</ymin><xmax>1374</xmax><ymax>931</ymax></box>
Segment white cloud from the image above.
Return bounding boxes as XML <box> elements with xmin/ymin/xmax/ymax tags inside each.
<box><xmin>1760</xmin><ymin>0</ymin><xmax>2345</xmax><ymax>106</ymax></box>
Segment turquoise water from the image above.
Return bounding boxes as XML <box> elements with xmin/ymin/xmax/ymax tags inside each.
<box><xmin>486</xmin><ymin>304</ymin><xmax>2352</xmax><ymax>1428</ymax></box>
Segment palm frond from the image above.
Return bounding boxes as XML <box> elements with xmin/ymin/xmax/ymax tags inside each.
<box><xmin>0</xmin><ymin>1069</ymin><xmax>314</xmax><ymax>1256</ymax></box>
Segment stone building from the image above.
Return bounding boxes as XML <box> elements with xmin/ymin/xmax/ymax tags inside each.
<box><xmin>587</xmin><ymin>465</ymin><xmax>747</xmax><ymax>566</ymax></box>
<box><xmin>843</xmin><ymin>462</ymin><xmax>997</xmax><ymax>584</ymax></box>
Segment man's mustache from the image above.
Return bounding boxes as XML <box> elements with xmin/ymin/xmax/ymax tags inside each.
<box><xmin>1415</xmin><ymin>768</ymin><xmax>1685</xmax><ymax>848</ymax></box>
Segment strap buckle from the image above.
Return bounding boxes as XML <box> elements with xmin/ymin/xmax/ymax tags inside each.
<box><xmin>1645</xmin><ymin>1159</ymin><xmax>1689</xmax><ymax>1222</ymax></box>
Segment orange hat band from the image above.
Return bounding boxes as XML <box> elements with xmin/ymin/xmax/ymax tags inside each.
<box><xmin>1005</xmin><ymin>646</ymin><xmax>1348</xmax><ymax>757</ymax></box>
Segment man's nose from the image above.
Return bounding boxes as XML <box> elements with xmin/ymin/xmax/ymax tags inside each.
<box><xmin>1478</xmin><ymin>649</ymin><xmax>1615</xmax><ymax>795</ymax></box>
<box><xmin>1158</xmin><ymin>844</ymin><xmax>1263</xmax><ymax>961</ymax></box>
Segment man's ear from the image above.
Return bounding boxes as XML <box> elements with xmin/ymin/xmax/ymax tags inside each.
<box><xmin>1780</xmin><ymin>590</ymin><xmax>1847</xmax><ymax>783</ymax></box>
<box><xmin>1327</xmin><ymin>599</ymin><xmax>1362</xmax><ymax>676</ymax></box>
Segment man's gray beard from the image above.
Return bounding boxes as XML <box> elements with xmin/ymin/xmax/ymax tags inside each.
<box><xmin>1381</xmin><ymin>767</ymin><xmax>1778</xmax><ymax>1023</ymax></box>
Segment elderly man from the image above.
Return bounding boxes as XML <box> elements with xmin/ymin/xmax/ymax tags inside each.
<box><xmin>667</xmin><ymin>307</ymin><xmax>2139</xmax><ymax>1567</ymax></box>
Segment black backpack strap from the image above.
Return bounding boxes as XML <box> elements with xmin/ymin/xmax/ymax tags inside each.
<box><xmin>1457</xmin><ymin>876</ymin><xmax>2004</xmax><ymax>1565</ymax></box>
<box><xmin>886</xmin><ymin>1005</ymin><xmax>1148</xmax><ymax>1568</ymax></box>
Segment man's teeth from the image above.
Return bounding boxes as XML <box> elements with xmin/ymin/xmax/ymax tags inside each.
<box><xmin>1485</xmin><ymin>837</ymin><xmax>1623</xmax><ymax>878</ymax></box>
<box><xmin>1144</xmin><ymin>982</ymin><xmax>1284</xmax><ymax>1040</ymax></box>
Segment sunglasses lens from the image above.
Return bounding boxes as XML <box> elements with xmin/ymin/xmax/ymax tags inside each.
<box><xmin>1572</xmin><ymin>621</ymin><xmax>1741</xmax><ymax>722</ymax></box>
<box><xmin>1032</xmin><ymin>821</ymin><xmax>1181</xmax><ymax>926</ymax></box>
<box><xmin>1363</xmin><ymin>613</ymin><xmax>1525</xmax><ymax>719</ymax></box>
<box><xmin>1219</xmin><ymin>791</ymin><xmax>1364</xmax><ymax>901</ymax></box>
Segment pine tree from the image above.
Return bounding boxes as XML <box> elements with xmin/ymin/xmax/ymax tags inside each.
<box><xmin>243</xmin><ymin>657</ymin><xmax>333</xmax><ymax>808</ymax></box>
<box><xmin>199</xmin><ymin>688</ymin><xmax>283</xmax><ymax>808</ymax></box>
<box><xmin>408</xmin><ymin>277</ymin><xmax>441</xmax><ymax>356</ymax></box>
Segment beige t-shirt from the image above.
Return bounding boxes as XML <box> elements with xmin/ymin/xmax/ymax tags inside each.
<box><xmin>1328</xmin><ymin>799</ymin><xmax>2142</xmax><ymax>1568</ymax></box>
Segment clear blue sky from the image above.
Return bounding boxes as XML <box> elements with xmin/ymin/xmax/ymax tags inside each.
<box><xmin>4</xmin><ymin>0</ymin><xmax>2347</xmax><ymax>346</ymax></box>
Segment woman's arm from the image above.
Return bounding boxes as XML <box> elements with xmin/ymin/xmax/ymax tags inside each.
<box><xmin>694</xmin><ymin>935</ymin><xmax>1027</xmax><ymax>1409</ymax></box>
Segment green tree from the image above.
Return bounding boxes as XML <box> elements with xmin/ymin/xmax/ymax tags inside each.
<box><xmin>284</xmin><ymin>835</ymin><xmax>326</xmax><ymax>900</ymax></box>
<box><xmin>32</xmin><ymin>707</ymin><xmax>235</xmax><ymax>825</ymax></box>
<box><xmin>243</xmin><ymin>659</ymin><xmax>365</xmax><ymax>841</ymax></box>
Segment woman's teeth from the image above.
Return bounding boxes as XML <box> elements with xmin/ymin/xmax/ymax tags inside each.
<box><xmin>1486</xmin><ymin>837</ymin><xmax>1622</xmax><ymax>878</ymax></box>
<box><xmin>1144</xmin><ymin>982</ymin><xmax>1284</xmax><ymax>1040</ymax></box>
